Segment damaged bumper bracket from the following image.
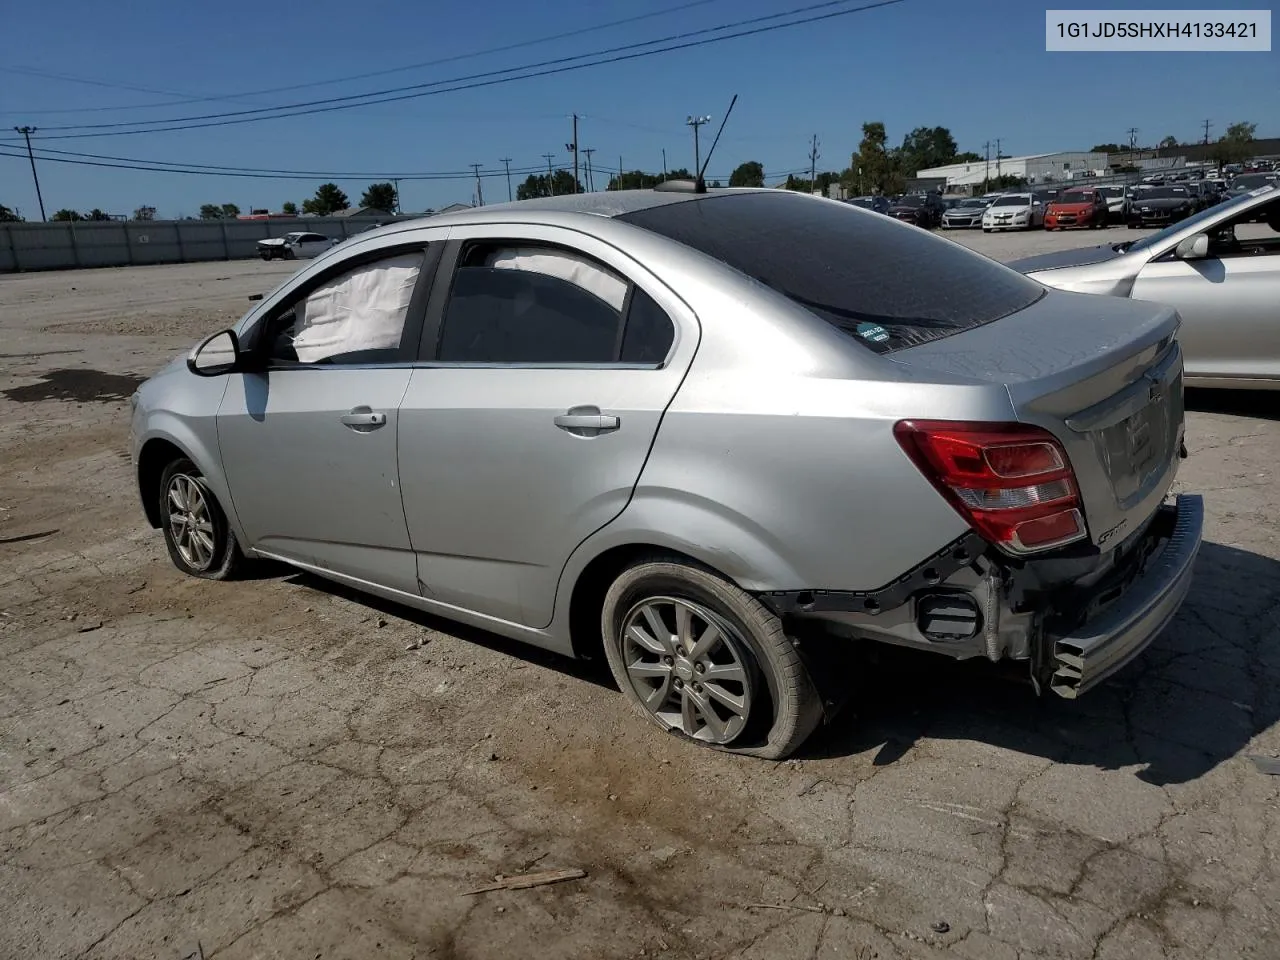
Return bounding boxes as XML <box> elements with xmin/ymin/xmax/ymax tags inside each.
<box><xmin>1049</xmin><ymin>494</ymin><xmax>1203</xmax><ymax>699</ymax></box>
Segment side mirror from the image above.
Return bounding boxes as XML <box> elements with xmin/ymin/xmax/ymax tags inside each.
<box><xmin>1174</xmin><ymin>233</ymin><xmax>1210</xmax><ymax>260</ymax></box>
<box><xmin>187</xmin><ymin>329</ymin><xmax>241</xmax><ymax>377</ymax></box>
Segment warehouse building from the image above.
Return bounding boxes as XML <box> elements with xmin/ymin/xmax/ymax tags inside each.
<box><xmin>914</xmin><ymin>151</ymin><xmax>1109</xmax><ymax>194</ymax></box>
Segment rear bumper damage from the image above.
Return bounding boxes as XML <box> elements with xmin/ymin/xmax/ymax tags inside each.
<box><xmin>1046</xmin><ymin>493</ymin><xmax>1202</xmax><ymax>698</ymax></box>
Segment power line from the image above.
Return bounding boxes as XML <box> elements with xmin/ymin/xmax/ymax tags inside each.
<box><xmin>4</xmin><ymin>0</ymin><xmax>905</xmax><ymax>141</ymax></box>
<box><xmin>0</xmin><ymin>147</ymin><xmax>548</xmax><ymax>181</ymax></box>
<box><xmin>1</xmin><ymin>0</ymin><xmax>732</xmax><ymax>118</ymax></box>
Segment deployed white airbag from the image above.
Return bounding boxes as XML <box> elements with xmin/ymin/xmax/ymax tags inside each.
<box><xmin>485</xmin><ymin>247</ymin><xmax>627</xmax><ymax>311</ymax></box>
<box><xmin>293</xmin><ymin>254</ymin><xmax>421</xmax><ymax>363</ymax></box>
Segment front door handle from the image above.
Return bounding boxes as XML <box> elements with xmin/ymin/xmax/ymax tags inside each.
<box><xmin>340</xmin><ymin>408</ymin><xmax>387</xmax><ymax>429</ymax></box>
<box><xmin>554</xmin><ymin>406</ymin><xmax>620</xmax><ymax>436</ymax></box>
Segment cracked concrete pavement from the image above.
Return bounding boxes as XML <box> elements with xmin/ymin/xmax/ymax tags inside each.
<box><xmin>2</xmin><ymin>232</ymin><xmax>1279</xmax><ymax>959</ymax></box>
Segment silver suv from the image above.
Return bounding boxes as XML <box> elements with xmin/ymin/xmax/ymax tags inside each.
<box><xmin>131</xmin><ymin>188</ymin><xmax>1202</xmax><ymax>759</ymax></box>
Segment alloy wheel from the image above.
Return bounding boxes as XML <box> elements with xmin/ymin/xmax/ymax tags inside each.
<box><xmin>166</xmin><ymin>474</ymin><xmax>215</xmax><ymax>570</ymax></box>
<box><xmin>620</xmin><ymin>596</ymin><xmax>754</xmax><ymax>745</ymax></box>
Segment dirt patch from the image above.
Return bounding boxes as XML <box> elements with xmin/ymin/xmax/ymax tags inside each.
<box><xmin>2</xmin><ymin>369</ymin><xmax>146</xmax><ymax>403</ymax></box>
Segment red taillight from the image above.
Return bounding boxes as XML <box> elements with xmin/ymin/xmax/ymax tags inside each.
<box><xmin>894</xmin><ymin>420</ymin><xmax>1088</xmax><ymax>554</ymax></box>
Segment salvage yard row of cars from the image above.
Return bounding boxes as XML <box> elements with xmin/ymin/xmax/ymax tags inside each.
<box><xmin>848</xmin><ymin>169</ymin><xmax>1276</xmax><ymax>233</ymax></box>
<box><xmin>130</xmin><ymin>178</ymin><xmax>1278</xmax><ymax>759</ymax></box>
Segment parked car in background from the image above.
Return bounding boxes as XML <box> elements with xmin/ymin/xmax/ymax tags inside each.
<box><xmin>1127</xmin><ymin>185</ymin><xmax>1196</xmax><ymax>228</ymax></box>
<box><xmin>982</xmin><ymin>193</ymin><xmax>1044</xmax><ymax>231</ymax></box>
<box><xmin>1097</xmin><ymin>185</ymin><xmax>1132</xmax><ymax>223</ymax></box>
<box><xmin>1044</xmin><ymin>188</ymin><xmax>1108</xmax><ymax>230</ymax></box>
<box><xmin>257</xmin><ymin>232</ymin><xmax>339</xmax><ymax>261</ymax></box>
<box><xmin>887</xmin><ymin>193</ymin><xmax>945</xmax><ymax>228</ymax></box>
<box><xmin>1228</xmin><ymin>172</ymin><xmax>1278</xmax><ymax>198</ymax></box>
<box><xmin>1011</xmin><ymin>184</ymin><xmax>1280</xmax><ymax>389</ymax></box>
<box><xmin>129</xmin><ymin>187</ymin><xmax>1201</xmax><ymax>759</ymax></box>
<box><xmin>940</xmin><ymin>197</ymin><xmax>993</xmax><ymax>229</ymax></box>
<box><xmin>847</xmin><ymin>195</ymin><xmax>891</xmax><ymax>215</ymax></box>
<box><xmin>257</xmin><ymin>232</ymin><xmax>338</xmax><ymax>261</ymax></box>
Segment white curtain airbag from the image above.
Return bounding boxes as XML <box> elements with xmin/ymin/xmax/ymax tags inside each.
<box><xmin>293</xmin><ymin>254</ymin><xmax>420</xmax><ymax>362</ymax></box>
<box><xmin>485</xmin><ymin>247</ymin><xmax>627</xmax><ymax>311</ymax></box>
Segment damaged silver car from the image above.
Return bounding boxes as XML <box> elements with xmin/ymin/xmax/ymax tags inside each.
<box><xmin>130</xmin><ymin>187</ymin><xmax>1203</xmax><ymax>759</ymax></box>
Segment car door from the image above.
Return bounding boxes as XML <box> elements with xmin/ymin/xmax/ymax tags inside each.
<box><xmin>1130</xmin><ymin>195</ymin><xmax>1280</xmax><ymax>382</ymax></box>
<box><xmin>397</xmin><ymin>228</ymin><xmax>696</xmax><ymax>628</ymax></box>
<box><xmin>297</xmin><ymin>233</ymin><xmax>329</xmax><ymax>258</ymax></box>
<box><xmin>217</xmin><ymin>241</ymin><xmax>439</xmax><ymax>592</ymax></box>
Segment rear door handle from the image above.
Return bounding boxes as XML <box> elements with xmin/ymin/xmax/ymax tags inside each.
<box><xmin>554</xmin><ymin>406</ymin><xmax>619</xmax><ymax>436</ymax></box>
<box><xmin>340</xmin><ymin>408</ymin><xmax>387</xmax><ymax>428</ymax></box>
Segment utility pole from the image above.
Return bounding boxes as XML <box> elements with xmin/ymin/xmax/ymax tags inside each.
<box><xmin>620</xmin><ymin>156</ymin><xmax>624</xmax><ymax>191</ymax></box>
<box><xmin>469</xmin><ymin>163</ymin><xmax>484</xmax><ymax>207</ymax></box>
<box><xmin>1127</xmin><ymin>127</ymin><xmax>1139</xmax><ymax>152</ymax></box>
<box><xmin>686</xmin><ymin>114</ymin><xmax>711</xmax><ymax>180</ymax></box>
<box><xmin>983</xmin><ymin>140</ymin><xmax>991</xmax><ymax>187</ymax></box>
<box><xmin>566</xmin><ymin>114</ymin><xmax>580</xmax><ymax>194</ymax></box>
<box><xmin>808</xmin><ymin>134</ymin><xmax>821</xmax><ymax>193</ymax></box>
<box><xmin>994</xmin><ymin>137</ymin><xmax>1003</xmax><ymax>177</ymax></box>
<box><xmin>1202</xmin><ymin>119</ymin><xmax>1212</xmax><ymax>145</ymax></box>
<box><xmin>542</xmin><ymin>153</ymin><xmax>556</xmax><ymax>196</ymax></box>
<box><xmin>499</xmin><ymin>158</ymin><xmax>513</xmax><ymax>202</ymax></box>
<box><xmin>582</xmin><ymin>148</ymin><xmax>596</xmax><ymax>191</ymax></box>
<box><xmin>661</xmin><ymin>148</ymin><xmax>667</xmax><ymax>182</ymax></box>
<box><xmin>13</xmin><ymin>126</ymin><xmax>46</xmax><ymax>222</ymax></box>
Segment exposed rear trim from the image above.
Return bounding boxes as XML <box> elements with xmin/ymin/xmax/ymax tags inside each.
<box><xmin>757</xmin><ymin>531</ymin><xmax>987</xmax><ymax>617</ymax></box>
<box><xmin>1049</xmin><ymin>494</ymin><xmax>1202</xmax><ymax>699</ymax></box>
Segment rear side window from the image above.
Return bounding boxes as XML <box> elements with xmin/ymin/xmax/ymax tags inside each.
<box><xmin>437</xmin><ymin>243</ymin><xmax>675</xmax><ymax>365</ymax></box>
<box><xmin>619</xmin><ymin>193</ymin><xmax>1044</xmax><ymax>353</ymax></box>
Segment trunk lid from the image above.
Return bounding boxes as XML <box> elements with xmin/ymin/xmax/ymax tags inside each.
<box><xmin>892</xmin><ymin>289</ymin><xmax>1185</xmax><ymax>552</ymax></box>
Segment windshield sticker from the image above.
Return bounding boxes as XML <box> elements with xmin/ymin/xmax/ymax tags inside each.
<box><xmin>855</xmin><ymin>322</ymin><xmax>890</xmax><ymax>343</ymax></box>
<box><xmin>1249</xmin><ymin>184</ymin><xmax>1278</xmax><ymax>197</ymax></box>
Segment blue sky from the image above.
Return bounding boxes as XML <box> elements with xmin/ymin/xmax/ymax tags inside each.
<box><xmin>1</xmin><ymin>0</ymin><xmax>1275</xmax><ymax>218</ymax></box>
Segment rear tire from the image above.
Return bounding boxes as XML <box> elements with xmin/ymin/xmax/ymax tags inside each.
<box><xmin>158</xmin><ymin>458</ymin><xmax>246</xmax><ymax>581</ymax></box>
<box><xmin>601</xmin><ymin>556</ymin><xmax>823</xmax><ymax>760</ymax></box>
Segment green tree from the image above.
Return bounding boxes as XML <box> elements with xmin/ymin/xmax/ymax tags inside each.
<box><xmin>0</xmin><ymin>204</ymin><xmax>22</xmax><ymax>222</ymax></box>
<box><xmin>360</xmin><ymin>182</ymin><xmax>398</xmax><ymax>212</ymax></box>
<box><xmin>728</xmin><ymin>161</ymin><xmax>765</xmax><ymax>187</ymax></box>
<box><xmin>1158</xmin><ymin>135</ymin><xmax>1179</xmax><ymax>150</ymax></box>
<box><xmin>898</xmin><ymin>126</ymin><xmax>958</xmax><ymax>175</ymax></box>
<box><xmin>220</xmin><ymin>203</ymin><xmax>240</xmax><ymax>219</ymax></box>
<box><xmin>199</xmin><ymin>204</ymin><xmax>222</xmax><ymax>220</ymax></box>
<box><xmin>302</xmin><ymin>183</ymin><xmax>349</xmax><ymax>216</ymax></box>
<box><xmin>953</xmin><ymin>151</ymin><xmax>983</xmax><ymax>163</ymax></box>
<box><xmin>133</xmin><ymin>205</ymin><xmax>156</xmax><ymax>221</ymax></box>
<box><xmin>86</xmin><ymin>209</ymin><xmax>111</xmax><ymax>221</ymax></box>
<box><xmin>52</xmin><ymin>209</ymin><xmax>85</xmax><ymax>221</ymax></box>
<box><xmin>1212</xmin><ymin>121</ymin><xmax>1257</xmax><ymax>168</ymax></box>
<box><xmin>281</xmin><ymin>201</ymin><xmax>299</xmax><ymax>216</ymax></box>
<box><xmin>1092</xmin><ymin>143</ymin><xmax>1123</xmax><ymax>153</ymax></box>
<box><xmin>516</xmin><ymin>170</ymin><xmax>583</xmax><ymax>199</ymax></box>
<box><xmin>852</xmin><ymin>122</ymin><xmax>904</xmax><ymax>196</ymax></box>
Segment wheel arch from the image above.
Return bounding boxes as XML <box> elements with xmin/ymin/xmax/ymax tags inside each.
<box><xmin>135</xmin><ymin>418</ymin><xmax>244</xmax><ymax>547</ymax></box>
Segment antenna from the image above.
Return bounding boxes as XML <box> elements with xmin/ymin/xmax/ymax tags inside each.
<box><xmin>697</xmin><ymin>94</ymin><xmax>738</xmax><ymax>190</ymax></box>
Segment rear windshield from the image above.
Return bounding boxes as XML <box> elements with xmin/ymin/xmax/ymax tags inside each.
<box><xmin>617</xmin><ymin>192</ymin><xmax>1044</xmax><ymax>353</ymax></box>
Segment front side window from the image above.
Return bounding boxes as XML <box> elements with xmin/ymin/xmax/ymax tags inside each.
<box><xmin>267</xmin><ymin>251</ymin><xmax>423</xmax><ymax>365</ymax></box>
<box><xmin>437</xmin><ymin>243</ymin><xmax>674</xmax><ymax>365</ymax></box>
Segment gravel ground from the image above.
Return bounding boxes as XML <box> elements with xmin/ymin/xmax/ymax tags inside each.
<box><xmin>2</xmin><ymin>230</ymin><xmax>1278</xmax><ymax>960</ymax></box>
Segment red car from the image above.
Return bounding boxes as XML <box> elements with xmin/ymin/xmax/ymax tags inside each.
<box><xmin>1044</xmin><ymin>188</ymin><xmax>1108</xmax><ymax>230</ymax></box>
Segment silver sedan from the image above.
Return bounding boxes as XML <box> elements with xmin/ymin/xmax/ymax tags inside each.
<box><xmin>1010</xmin><ymin>184</ymin><xmax>1280</xmax><ymax>389</ymax></box>
<box><xmin>131</xmin><ymin>187</ymin><xmax>1201</xmax><ymax>758</ymax></box>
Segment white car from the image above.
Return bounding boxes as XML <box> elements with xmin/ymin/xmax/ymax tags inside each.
<box><xmin>982</xmin><ymin>193</ymin><xmax>1044</xmax><ymax>232</ymax></box>
<box><xmin>257</xmin><ymin>232</ymin><xmax>338</xmax><ymax>261</ymax></box>
<box><xmin>1096</xmin><ymin>185</ymin><xmax>1131</xmax><ymax>223</ymax></box>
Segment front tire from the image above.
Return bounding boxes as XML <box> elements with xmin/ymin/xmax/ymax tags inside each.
<box><xmin>158</xmin><ymin>458</ymin><xmax>245</xmax><ymax>580</ymax></box>
<box><xmin>601</xmin><ymin>557</ymin><xmax>822</xmax><ymax>760</ymax></box>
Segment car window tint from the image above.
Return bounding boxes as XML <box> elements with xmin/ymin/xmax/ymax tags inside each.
<box><xmin>438</xmin><ymin>245</ymin><xmax>626</xmax><ymax>363</ymax></box>
<box><xmin>269</xmin><ymin>252</ymin><xmax>422</xmax><ymax>365</ymax></box>
<box><xmin>1211</xmin><ymin>197</ymin><xmax>1280</xmax><ymax>256</ymax></box>
<box><xmin>618</xmin><ymin>192</ymin><xmax>1043</xmax><ymax>353</ymax></box>
<box><xmin>620</xmin><ymin>287</ymin><xmax>675</xmax><ymax>364</ymax></box>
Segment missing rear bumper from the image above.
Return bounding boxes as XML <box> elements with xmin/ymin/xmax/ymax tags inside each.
<box><xmin>1048</xmin><ymin>494</ymin><xmax>1203</xmax><ymax>699</ymax></box>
